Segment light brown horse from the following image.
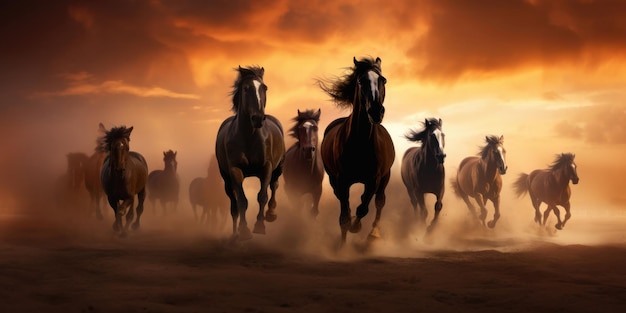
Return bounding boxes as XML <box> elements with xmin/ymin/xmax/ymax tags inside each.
<box><xmin>400</xmin><ymin>118</ymin><xmax>446</xmax><ymax>234</ymax></box>
<box><xmin>513</xmin><ymin>153</ymin><xmax>579</xmax><ymax>230</ymax></box>
<box><xmin>189</xmin><ymin>155</ymin><xmax>229</xmax><ymax>229</ymax></box>
<box><xmin>451</xmin><ymin>135</ymin><xmax>507</xmax><ymax>228</ymax></box>
<box><xmin>319</xmin><ymin>57</ymin><xmax>395</xmax><ymax>243</ymax></box>
<box><xmin>283</xmin><ymin>109</ymin><xmax>324</xmax><ymax>218</ymax></box>
<box><xmin>215</xmin><ymin>66</ymin><xmax>285</xmax><ymax>240</ymax></box>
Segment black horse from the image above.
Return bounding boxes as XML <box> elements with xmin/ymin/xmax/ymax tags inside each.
<box><xmin>319</xmin><ymin>57</ymin><xmax>395</xmax><ymax>243</ymax></box>
<box><xmin>98</xmin><ymin>125</ymin><xmax>148</xmax><ymax>237</ymax></box>
<box><xmin>400</xmin><ymin>118</ymin><xmax>446</xmax><ymax>235</ymax></box>
<box><xmin>147</xmin><ymin>150</ymin><xmax>180</xmax><ymax>215</ymax></box>
<box><xmin>215</xmin><ymin>66</ymin><xmax>285</xmax><ymax>240</ymax></box>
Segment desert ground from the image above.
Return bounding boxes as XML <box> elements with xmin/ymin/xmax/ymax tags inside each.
<box><xmin>1</xmin><ymin>181</ymin><xmax>625</xmax><ymax>313</ymax></box>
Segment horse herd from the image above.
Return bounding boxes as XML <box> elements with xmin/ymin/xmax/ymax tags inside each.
<box><xmin>59</xmin><ymin>57</ymin><xmax>580</xmax><ymax>243</ymax></box>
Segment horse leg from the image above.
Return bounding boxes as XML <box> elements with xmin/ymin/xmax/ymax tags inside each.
<box><xmin>552</xmin><ymin>205</ymin><xmax>564</xmax><ymax>230</ymax></box>
<box><xmin>487</xmin><ymin>195</ymin><xmax>501</xmax><ymax>228</ymax></box>
<box><xmin>132</xmin><ymin>188</ymin><xmax>146</xmax><ymax>231</ymax></box>
<box><xmin>331</xmin><ymin>176</ymin><xmax>351</xmax><ymax>243</ymax></box>
<box><xmin>416</xmin><ymin>193</ymin><xmax>428</xmax><ymax>226</ymax></box>
<box><xmin>222</xmin><ymin>179</ymin><xmax>239</xmax><ymax>238</ymax></box>
<box><xmin>229</xmin><ymin>168</ymin><xmax>251</xmax><ymax>240</ymax></box>
<box><xmin>427</xmin><ymin>192</ymin><xmax>443</xmax><ymax>234</ymax></box>
<box><xmin>107</xmin><ymin>197</ymin><xmax>122</xmax><ymax>233</ymax></box>
<box><xmin>369</xmin><ymin>173</ymin><xmax>390</xmax><ymax>239</ymax></box>
<box><xmin>459</xmin><ymin>192</ymin><xmax>479</xmax><ymax>223</ymax></box>
<box><xmin>311</xmin><ymin>185</ymin><xmax>322</xmax><ymax>218</ymax></box>
<box><xmin>159</xmin><ymin>199</ymin><xmax>167</xmax><ymax>216</ymax></box>
<box><xmin>266</xmin><ymin>166</ymin><xmax>281</xmax><ymax>222</ymax></box>
<box><xmin>123</xmin><ymin>198</ymin><xmax>135</xmax><ymax>235</ymax></box>
<box><xmin>561</xmin><ymin>201</ymin><xmax>572</xmax><ymax>229</ymax></box>
<box><xmin>532</xmin><ymin>197</ymin><xmax>542</xmax><ymax>224</ymax></box>
<box><xmin>351</xmin><ymin>180</ymin><xmax>377</xmax><ymax>234</ymax></box>
<box><xmin>542</xmin><ymin>204</ymin><xmax>553</xmax><ymax>226</ymax></box>
<box><xmin>474</xmin><ymin>194</ymin><xmax>488</xmax><ymax>226</ymax></box>
<box><xmin>92</xmin><ymin>192</ymin><xmax>103</xmax><ymax>220</ymax></box>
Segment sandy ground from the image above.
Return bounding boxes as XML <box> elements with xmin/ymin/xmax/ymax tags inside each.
<box><xmin>1</xmin><ymin>185</ymin><xmax>626</xmax><ymax>313</ymax></box>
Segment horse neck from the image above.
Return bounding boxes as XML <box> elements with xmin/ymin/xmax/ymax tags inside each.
<box><xmin>234</xmin><ymin>107</ymin><xmax>257</xmax><ymax>136</ymax></box>
<box><xmin>421</xmin><ymin>136</ymin><xmax>439</xmax><ymax>165</ymax></box>
<box><xmin>164</xmin><ymin>162</ymin><xmax>176</xmax><ymax>174</ymax></box>
<box><xmin>346</xmin><ymin>95</ymin><xmax>372</xmax><ymax>140</ymax></box>
<box><xmin>553</xmin><ymin>166</ymin><xmax>570</xmax><ymax>187</ymax></box>
<box><xmin>481</xmin><ymin>152</ymin><xmax>499</xmax><ymax>180</ymax></box>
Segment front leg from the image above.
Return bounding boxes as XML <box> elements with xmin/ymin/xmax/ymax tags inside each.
<box><xmin>229</xmin><ymin>167</ymin><xmax>250</xmax><ymax>240</ymax></box>
<box><xmin>487</xmin><ymin>195</ymin><xmax>501</xmax><ymax>228</ymax></box>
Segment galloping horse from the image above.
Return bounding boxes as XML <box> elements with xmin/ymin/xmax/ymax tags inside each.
<box><xmin>189</xmin><ymin>155</ymin><xmax>229</xmax><ymax>228</ymax></box>
<box><xmin>513</xmin><ymin>153</ymin><xmax>579</xmax><ymax>230</ymax></box>
<box><xmin>319</xmin><ymin>57</ymin><xmax>395</xmax><ymax>243</ymax></box>
<box><xmin>451</xmin><ymin>135</ymin><xmax>507</xmax><ymax>228</ymax></box>
<box><xmin>147</xmin><ymin>150</ymin><xmax>180</xmax><ymax>215</ymax></box>
<box><xmin>99</xmin><ymin>125</ymin><xmax>148</xmax><ymax>236</ymax></box>
<box><xmin>215</xmin><ymin>66</ymin><xmax>285</xmax><ymax>240</ymax></box>
<box><xmin>400</xmin><ymin>118</ymin><xmax>446</xmax><ymax>234</ymax></box>
<box><xmin>84</xmin><ymin>124</ymin><xmax>108</xmax><ymax>220</ymax></box>
<box><xmin>283</xmin><ymin>109</ymin><xmax>324</xmax><ymax>218</ymax></box>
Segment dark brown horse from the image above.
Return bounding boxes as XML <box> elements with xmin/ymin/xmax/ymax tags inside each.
<box><xmin>400</xmin><ymin>118</ymin><xmax>446</xmax><ymax>234</ymax></box>
<box><xmin>84</xmin><ymin>124</ymin><xmax>108</xmax><ymax>220</ymax></box>
<box><xmin>513</xmin><ymin>153</ymin><xmax>579</xmax><ymax>230</ymax></box>
<box><xmin>215</xmin><ymin>66</ymin><xmax>285</xmax><ymax>240</ymax></box>
<box><xmin>189</xmin><ymin>155</ymin><xmax>229</xmax><ymax>229</ymax></box>
<box><xmin>98</xmin><ymin>125</ymin><xmax>148</xmax><ymax>237</ymax></box>
<box><xmin>283</xmin><ymin>109</ymin><xmax>324</xmax><ymax>218</ymax></box>
<box><xmin>147</xmin><ymin>150</ymin><xmax>180</xmax><ymax>215</ymax></box>
<box><xmin>318</xmin><ymin>57</ymin><xmax>395</xmax><ymax>243</ymax></box>
<box><xmin>451</xmin><ymin>135</ymin><xmax>508</xmax><ymax>228</ymax></box>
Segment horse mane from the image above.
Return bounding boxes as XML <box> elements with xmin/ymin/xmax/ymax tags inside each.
<box><xmin>317</xmin><ymin>57</ymin><xmax>381</xmax><ymax>108</ymax></box>
<box><xmin>405</xmin><ymin>118</ymin><xmax>441</xmax><ymax>143</ymax></box>
<box><xmin>96</xmin><ymin>126</ymin><xmax>132</xmax><ymax>152</ymax></box>
<box><xmin>288</xmin><ymin>109</ymin><xmax>321</xmax><ymax>139</ymax></box>
<box><xmin>549</xmin><ymin>153</ymin><xmax>575</xmax><ymax>171</ymax></box>
<box><xmin>479</xmin><ymin>135</ymin><xmax>503</xmax><ymax>159</ymax></box>
<box><xmin>230</xmin><ymin>65</ymin><xmax>265</xmax><ymax>113</ymax></box>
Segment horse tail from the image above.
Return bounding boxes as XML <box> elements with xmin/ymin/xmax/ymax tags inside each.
<box><xmin>513</xmin><ymin>173</ymin><xmax>529</xmax><ymax>198</ymax></box>
<box><xmin>450</xmin><ymin>177</ymin><xmax>463</xmax><ymax>198</ymax></box>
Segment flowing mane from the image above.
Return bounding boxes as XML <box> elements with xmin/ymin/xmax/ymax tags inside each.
<box><xmin>317</xmin><ymin>57</ymin><xmax>382</xmax><ymax>108</ymax></box>
<box><xmin>230</xmin><ymin>66</ymin><xmax>265</xmax><ymax>113</ymax></box>
<box><xmin>288</xmin><ymin>109</ymin><xmax>321</xmax><ymax>139</ymax></box>
<box><xmin>549</xmin><ymin>153</ymin><xmax>575</xmax><ymax>171</ymax></box>
<box><xmin>479</xmin><ymin>135</ymin><xmax>503</xmax><ymax>159</ymax></box>
<box><xmin>405</xmin><ymin>118</ymin><xmax>442</xmax><ymax>143</ymax></box>
<box><xmin>96</xmin><ymin>126</ymin><xmax>132</xmax><ymax>152</ymax></box>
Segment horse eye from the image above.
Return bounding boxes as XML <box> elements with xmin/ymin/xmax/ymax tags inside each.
<box><xmin>380</xmin><ymin>77</ymin><xmax>387</xmax><ymax>84</ymax></box>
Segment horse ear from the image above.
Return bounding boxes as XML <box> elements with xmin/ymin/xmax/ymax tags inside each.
<box><xmin>98</xmin><ymin>123</ymin><xmax>106</xmax><ymax>132</ymax></box>
<box><xmin>500</xmin><ymin>135</ymin><xmax>504</xmax><ymax>141</ymax></box>
<box><xmin>163</xmin><ymin>151</ymin><xmax>166</xmax><ymax>156</ymax></box>
<box><xmin>425</xmin><ymin>118</ymin><xmax>429</xmax><ymax>126</ymax></box>
<box><xmin>297</xmin><ymin>109</ymin><xmax>301</xmax><ymax>115</ymax></box>
<box><xmin>375</xmin><ymin>57</ymin><xmax>382</xmax><ymax>68</ymax></box>
<box><xmin>439</xmin><ymin>118</ymin><xmax>443</xmax><ymax>126</ymax></box>
<box><xmin>126</xmin><ymin>126</ymin><xmax>133</xmax><ymax>136</ymax></box>
<box><xmin>315</xmin><ymin>108</ymin><xmax>321</xmax><ymax>119</ymax></box>
<box><xmin>175</xmin><ymin>151</ymin><xmax>177</xmax><ymax>156</ymax></box>
<box><xmin>353</xmin><ymin>56</ymin><xmax>358</xmax><ymax>66</ymax></box>
<box><xmin>260</xmin><ymin>67</ymin><xmax>265</xmax><ymax>77</ymax></box>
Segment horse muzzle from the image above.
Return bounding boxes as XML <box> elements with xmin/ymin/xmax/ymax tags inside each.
<box><xmin>367</xmin><ymin>106</ymin><xmax>385</xmax><ymax>124</ymax></box>
<box><xmin>499</xmin><ymin>166</ymin><xmax>508</xmax><ymax>175</ymax></box>
<box><xmin>301</xmin><ymin>146</ymin><xmax>316</xmax><ymax>160</ymax></box>
<box><xmin>437</xmin><ymin>153</ymin><xmax>446</xmax><ymax>164</ymax></box>
<box><xmin>572</xmin><ymin>177</ymin><xmax>579</xmax><ymax>184</ymax></box>
<box><xmin>251</xmin><ymin>115</ymin><xmax>266</xmax><ymax>128</ymax></box>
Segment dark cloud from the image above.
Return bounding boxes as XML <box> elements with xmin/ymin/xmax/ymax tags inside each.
<box><xmin>409</xmin><ymin>0</ymin><xmax>626</xmax><ymax>82</ymax></box>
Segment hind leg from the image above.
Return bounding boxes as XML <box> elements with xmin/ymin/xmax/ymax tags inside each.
<box><xmin>532</xmin><ymin>197</ymin><xmax>543</xmax><ymax>224</ymax></box>
<box><xmin>132</xmin><ymin>189</ymin><xmax>146</xmax><ymax>230</ymax></box>
<box><xmin>552</xmin><ymin>205</ymin><xmax>564</xmax><ymax>230</ymax></box>
<box><xmin>472</xmin><ymin>194</ymin><xmax>488</xmax><ymax>226</ymax></box>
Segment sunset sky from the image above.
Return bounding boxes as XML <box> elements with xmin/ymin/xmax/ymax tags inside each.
<box><xmin>1</xmin><ymin>0</ymin><xmax>625</xmax><ymax>212</ymax></box>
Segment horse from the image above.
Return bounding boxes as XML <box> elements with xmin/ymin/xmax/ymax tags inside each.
<box><xmin>98</xmin><ymin>125</ymin><xmax>148</xmax><ymax>236</ymax></box>
<box><xmin>147</xmin><ymin>150</ymin><xmax>180</xmax><ymax>215</ymax></box>
<box><xmin>215</xmin><ymin>65</ymin><xmax>285</xmax><ymax>240</ymax></box>
<box><xmin>318</xmin><ymin>57</ymin><xmax>395</xmax><ymax>243</ymax></box>
<box><xmin>283</xmin><ymin>108</ymin><xmax>324</xmax><ymax>218</ymax></box>
<box><xmin>189</xmin><ymin>155</ymin><xmax>229</xmax><ymax>229</ymax></box>
<box><xmin>513</xmin><ymin>153</ymin><xmax>579</xmax><ymax>230</ymax></box>
<box><xmin>400</xmin><ymin>118</ymin><xmax>446</xmax><ymax>234</ymax></box>
<box><xmin>55</xmin><ymin>152</ymin><xmax>89</xmax><ymax>210</ymax></box>
<box><xmin>84</xmin><ymin>124</ymin><xmax>108</xmax><ymax>220</ymax></box>
<box><xmin>451</xmin><ymin>135</ymin><xmax>508</xmax><ymax>228</ymax></box>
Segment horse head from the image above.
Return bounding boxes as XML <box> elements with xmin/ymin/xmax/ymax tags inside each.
<box><xmin>233</xmin><ymin>66</ymin><xmax>267</xmax><ymax>129</ymax></box>
<box><xmin>565</xmin><ymin>153</ymin><xmax>579</xmax><ymax>185</ymax></box>
<box><xmin>294</xmin><ymin>109</ymin><xmax>321</xmax><ymax>161</ymax></box>
<box><xmin>100</xmin><ymin>126</ymin><xmax>133</xmax><ymax>172</ymax></box>
<box><xmin>427</xmin><ymin>118</ymin><xmax>446</xmax><ymax>164</ymax></box>
<box><xmin>354</xmin><ymin>57</ymin><xmax>386</xmax><ymax>124</ymax></box>
<box><xmin>163</xmin><ymin>150</ymin><xmax>178</xmax><ymax>173</ymax></box>
<box><xmin>486</xmin><ymin>135</ymin><xmax>507</xmax><ymax>175</ymax></box>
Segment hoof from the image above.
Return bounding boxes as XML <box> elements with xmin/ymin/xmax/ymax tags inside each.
<box><xmin>265</xmin><ymin>211</ymin><xmax>277</xmax><ymax>222</ymax></box>
<box><xmin>349</xmin><ymin>218</ymin><xmax>362</xmax><ymax>233</ymax></box>
<box><xmin>253</xmin><ymin>221</ymin><xmax>266</xmax><ymax>235</ymax></box>
<box><xmin>555</xmin><ymin>223</ymin><xmax>563</xmax><ymax>230</ymax></box>
<box><xmin>131</xmin><ymin>222</ymin><xmax>140</xmax><ymax>231</ymax></box>
<box><xmin>487</xmin><ymin>220</ymin><xmax>497</xmax><ymax>228</ymax></box>
<box><xmin>238</xmin><ymin>226</ymin><xmax>253</xmax><ymax>241</ymax></box>
<box><xmin>368</xmin><ymin>227</ymin><xmax>381</xmax><ymax>239</ymax></box>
